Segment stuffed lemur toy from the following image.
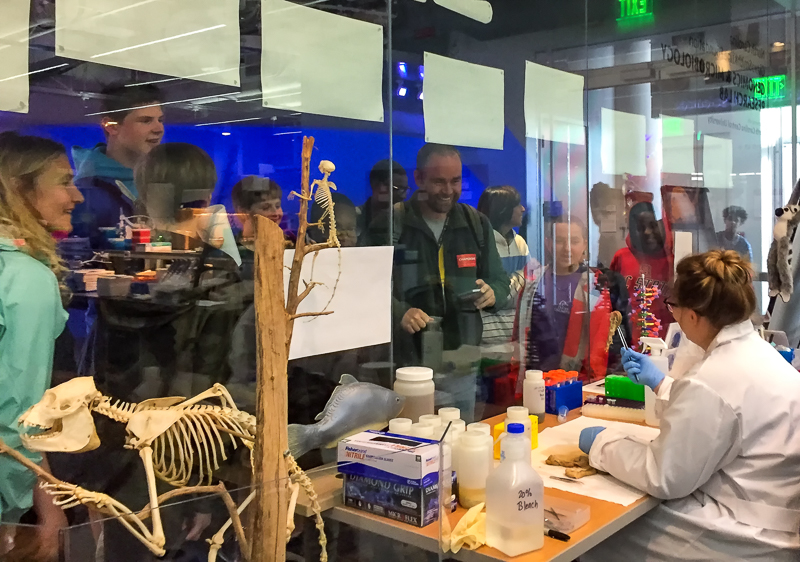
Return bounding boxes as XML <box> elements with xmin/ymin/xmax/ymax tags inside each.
<box><xmin>767</xmin><ymin>204</ymin><xmax>800</xmax><ymax>303</ymax></box>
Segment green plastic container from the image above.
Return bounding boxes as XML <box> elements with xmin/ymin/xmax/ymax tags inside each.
<box><xmin>605</xmin><ymin>375</ymin><xmax>645</xmax><ymax>402</ymax></box>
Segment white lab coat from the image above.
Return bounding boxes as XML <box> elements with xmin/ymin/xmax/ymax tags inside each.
<box><xmin>583</xmin><ymin>320</ymin><xmax>800</xmax><ymax>562</ymax></box>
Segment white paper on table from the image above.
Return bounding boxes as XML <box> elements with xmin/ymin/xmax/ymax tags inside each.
<box><xmin>661</xmin><ymin>115</ymin><xmax>695</xmax><ymax>174</ymax></box>
<box><xmin>0</xmin><ymin>0</ymin><xmax>30</xmax><ymax>113</ymax></box>
<box><xmin>524</xmin><ymin>62</ymin><xmax>584</xmax><ymax>145</ymax></box>
<box><xmin>423</xmin><ymin>52</ymin><xmax>504</xmax><ymax>150</ymax></box>
<box><xmin>703</xmin><ymin>135</ymin><xmax>733</xmax><ymax>188</ymax></box>
<box><xmin>284</xmin><ymin>246</ymin><xmax>393</xmax><ymax>360</ymax></box>
<box><xmin>261</xmin><ymin>0</ymin><xmax>384</xmax><ymax>122</ymax></box>
<box><xmin>532</xmin><ymin>416</ymin><xmax>660</xmax><ymax>506</ymax></box>
<box><xmin>56</xmin><ymin>0</ymin><xmax>240</xmax><ymax>86</ymax></box>
<box><xmin>601</xmin><ymin>108</ymin><xmax>646</xmax><ymax>176</ymax></box>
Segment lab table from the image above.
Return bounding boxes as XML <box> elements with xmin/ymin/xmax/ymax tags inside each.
<box><xmin>302</xmin><ymin>409</ymin><xmax>661</xmax><ymax>562</ymax></box>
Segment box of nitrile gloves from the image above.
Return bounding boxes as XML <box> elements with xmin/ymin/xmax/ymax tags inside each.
<box><xmin>337</xmin><ymin>431</ymin><xmax>440</xmax><ymax>527</ymax></box>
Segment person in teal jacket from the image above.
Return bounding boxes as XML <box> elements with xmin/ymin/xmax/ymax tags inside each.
<box><xmin>0</xmin><ymin>132</ymin><xmax>82</xmax><ymax>559</ymax></box>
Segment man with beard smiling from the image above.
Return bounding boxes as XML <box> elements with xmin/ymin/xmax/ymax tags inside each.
<box><xmin>71</xmin><ymin>83</ymin><xmax>165</xmax><ymax>247</ymax></box>
<box><xmin>369</xmin><ymin>143</ymin><xmax>509</xmax><ymax>420</ymax></box>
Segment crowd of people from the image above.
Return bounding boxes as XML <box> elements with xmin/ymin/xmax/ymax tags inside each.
<box><xmin>0</xmin><ymin>82</ymin><xmax>786</xmax><ymax>562</ymax></box>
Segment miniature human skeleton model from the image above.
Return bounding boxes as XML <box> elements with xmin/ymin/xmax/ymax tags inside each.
<box><xmin>289</xmin><ymin>159</ymin><xmax>342</xmax><ymax>320</ymax></box>
<box><xmin>290</xmin><ymin>160</ymin><xmax>340</xmax><ymax>247</ymax></box>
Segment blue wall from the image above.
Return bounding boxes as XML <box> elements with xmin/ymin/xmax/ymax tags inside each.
<box><xmin>24</xmin><ymin>117</ymin><xmax>530</xmax><ymax>223</ymax></box>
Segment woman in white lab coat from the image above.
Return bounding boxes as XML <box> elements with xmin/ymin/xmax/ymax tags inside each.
<box><xmin>579</xmin><ymin>250</ymin><xmax>800</xmax><ymax>562</ymax></box>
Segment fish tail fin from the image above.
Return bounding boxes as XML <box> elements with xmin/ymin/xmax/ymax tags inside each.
<box><xmin>287</xmin><ymin>424</ymin><xmax>315</xmax><ymax>459</ymax></box>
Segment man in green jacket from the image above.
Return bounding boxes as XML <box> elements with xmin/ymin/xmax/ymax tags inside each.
<box><xmin>368</xmin><ymin>143</ymin><xmax>510</xmax><ymax>420</ymax></box>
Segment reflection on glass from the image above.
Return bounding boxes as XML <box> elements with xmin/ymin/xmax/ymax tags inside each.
<box><xmin>610</xmin><ymin>202</ymin><xmax>673</xmax><ymax>345</ymax></box>
<box><xmin>373</xmin><ymin>144</ymin><xmax>510</xmax><ymax>421</ymax></box>
<box><xmin>716</xmin><ymin>206</ymin><xmax>753</xmax><ymax>262</ymax></box>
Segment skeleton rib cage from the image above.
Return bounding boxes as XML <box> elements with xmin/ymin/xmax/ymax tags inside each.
<box><xmin>95</xmin><ymin>397</ymin><xmax>257</xmax><ymax>486</ymax></box>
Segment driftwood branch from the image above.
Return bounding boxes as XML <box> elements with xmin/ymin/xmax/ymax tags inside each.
<box><xmin>136</xmin><ymin>483</ymin><xmax>251</xmax><ymax>561</ymax></box>
<box><xmin>0</xmin><ymin>438</ymin><xmax>62</xmax><ymax>487</ymax></box>
<box><xmin>252</xmin><ymin>213</ymin><xmax>290</xmax><ymax>562</ymax></box>
<box><xmin>284</xmin><ymin>137</ymin><xmax>317</xmax><ymax>356</ymax></box>
<box><xmin>296</xmin><ymin>281</ymin><xmax>322</xmax><ymax>305</ymax></box>
<box><xmin>303</xmin><ymin>241</ymin><xmax>338</xmax><ymax>256</ymax></box>
<box><xmin>289</xmin><ymin>311</ymin><xmax>334</xmax><ymax>320</ymax></box>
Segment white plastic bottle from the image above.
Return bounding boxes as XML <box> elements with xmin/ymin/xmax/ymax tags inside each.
<box><xmin>455</xmin><ymin>430</ymin><xmax>493</xmax><ymax>508</ymax></box>
<box><xmin>486</xmin><ymin>424</ymin><xmax>544</xmax><ymax>556</ymax></box>
<box><xmin>394</xmin><ymin>367</ymin><xmax>435</xmax><ymax>423</ymax></box>
<box><xmin>640</xmin><ymin>337</ymin><xmax>668</xmax><ymax>427</ymax></box>
<box><xmin>523</xmin><ymin>370</ymin><xmax>546</xmax><ymax>424</ymax></box>
<box><xmin>503</xmin><ymin>406</ymin><xmax>532</xmax><ymax>457</ymax></box>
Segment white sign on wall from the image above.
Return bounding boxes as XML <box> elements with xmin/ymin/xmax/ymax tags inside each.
<box><xmin>57</xmin><ymin>0</ymin><xmax>241</xmax><ymax>86</ymax></box>
<box><xmin>0</xmin><ymin>0</ymin><xmax>31</xmax><ymax>113</ymax></box>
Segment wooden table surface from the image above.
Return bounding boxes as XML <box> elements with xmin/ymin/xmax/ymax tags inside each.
<box><xmin>302</xmin><ymin>409</ymin><xmax>660</xmax><ymax>562</ymax></box>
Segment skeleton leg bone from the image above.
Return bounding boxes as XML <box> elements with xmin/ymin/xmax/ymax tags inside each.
<box><xmin>139</xmin><ymin>447</ymin><xmax>167</xmax><ymax>550</ymax></box>
<box><xmin>42</xmin><ymin>481</ymin><xmax>166</xmax><ymax>557</ymax></box>
<box><xmin>207</xmin><ymin>490</ymin><xmax>256</xmax><ymax>562</ymax></box>
<box><xmin>286</xmin><ymin>480</ymin><xmax>300</xmax><ymax>542</ymax></box>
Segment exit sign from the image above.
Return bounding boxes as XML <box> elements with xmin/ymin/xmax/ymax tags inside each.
<box><xmin>618</xmin><ymin>0</ymin><xmax>653</xmax><ymax>21</ymax></box>
<box><xmin>753</xmin><ymin>75</ymin><xmax>786</xmax><ymax>101</ymax></box>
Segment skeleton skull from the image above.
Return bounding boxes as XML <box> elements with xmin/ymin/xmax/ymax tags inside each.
<box><xmin>318</xmin><ymin>160</ymin><xmax>335</xmax><ymax>174</ymax></box>
<box><xmin>19</xmin><ymin>377</ymin><xmax>102</xmax><ymax>453</ymax></box>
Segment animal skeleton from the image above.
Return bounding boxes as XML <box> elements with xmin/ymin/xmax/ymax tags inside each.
<box><xmin>289</xmin><ymin>159</ymin><xmax>342</xmax><ymax>321</ymax></box>
<box><xmin>291</xmin><ymin>160</ymin><xmax>340</xmax><ymax>248</ymax></box>
<box><xmin>10</xmin><ymin>377</ymin><xmax>325</xmax><ymax>562</ymax></box>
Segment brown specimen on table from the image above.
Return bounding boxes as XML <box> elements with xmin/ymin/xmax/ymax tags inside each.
<box><xmin>545</xmin><ymin>451</ymin><xmax>599</xmax><ymax>479</ymax></box>
<box><xmin>250</xmin><ymin>136</ymin><xmax>336</xmax><ymax>562</ymax></box>
<box><xmin>607</xmin><ymin>311</ymin><xmax>623</xmax><ymax>351</ymax></box>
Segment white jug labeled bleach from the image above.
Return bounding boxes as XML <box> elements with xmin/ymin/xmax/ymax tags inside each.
<box><xmin>485</xmin><ymin>423</ymin><xmax>544</xmax><ymax>556</ymax></box>
<box><xmin>640</xmin><ymin>337</ymin><xmax>669</xmax><ymax>427</ymax></box>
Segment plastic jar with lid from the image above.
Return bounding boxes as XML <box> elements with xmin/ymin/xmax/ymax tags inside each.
<box><xmin>408</xmin><ymin>422</ymin><xmax>434</xmax><ymax>439</ymax></box>
<box><xmin>505</xmin><ymin>406</ymin><xmax>533</xmax><ymax>452</ymax></box>
<box><xmin>394</xmin><ymin>367</ymin><xmax>435</xmax><ymax>423</ymax></box>
<box><xmin>523</xmin><ymin>370</ymin><xmax>546</xmax><ymax>424</ymax></box>
<box><xmin>438</xmin><ymin>407</ymin><xmax>461</xmax><ymax>423</ymax></box>
<box><xmin>456</xmin><ymin>430</ymin><xmax>494</xmax><ymax>508</ymax></box>
<box><xmin>388</xmin><ymin>418</ymin><xmax>413</xmax><ymax>435</ymax></box>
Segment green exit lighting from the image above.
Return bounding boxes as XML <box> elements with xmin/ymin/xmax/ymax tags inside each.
<box><xmin>753</xmin><ymin>75</ymin><xmax>787</xmax><ymax>101</ymax></box>
<box><xmin>618</xmin><ymin>0</ymin><xmax>653</xmax><ymax>21</ymax></box>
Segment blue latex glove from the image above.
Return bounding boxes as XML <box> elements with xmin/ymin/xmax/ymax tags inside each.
<box><xmin>621</xmin><ymin>348</ymin><xmax>666</xmax><ymax>390</ymax></box>
<box><xmin>579</xmin><ymin>427</ymin><xmax>606</xmax><ymax>454</ymax></box>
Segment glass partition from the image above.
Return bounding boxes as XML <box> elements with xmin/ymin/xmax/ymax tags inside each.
<box><xmin>0</xmin><ymin>0</ymin><xmax>798</xmax><ymax>560</ymax></box>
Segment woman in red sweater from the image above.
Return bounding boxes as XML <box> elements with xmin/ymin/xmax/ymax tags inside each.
<box><xmin>610</xmin><ymin>201</ymin><xmax>674</xmax><ymax>344</ymax></box>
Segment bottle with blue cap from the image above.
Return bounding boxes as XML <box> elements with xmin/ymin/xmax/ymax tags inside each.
<box><xmin>485</xmin><ymin>423</ymin><xmax>544</xmax><ymax>556</ymax></box>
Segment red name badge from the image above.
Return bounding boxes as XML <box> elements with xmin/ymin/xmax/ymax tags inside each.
<box><xmin>457</xmin><ymin>254</ymin><xmax>477</xmax><ymax>268</ymax></box>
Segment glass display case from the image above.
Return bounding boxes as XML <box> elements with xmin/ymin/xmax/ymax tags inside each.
<box><xmin>1</xmin><ymin>0</ymin><xmax>799</xmax><ymax>560</ymax></box>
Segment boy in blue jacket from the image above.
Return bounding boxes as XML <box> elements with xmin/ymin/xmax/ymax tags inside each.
<box><xmin>71</xmin><ymin>83</ymin><xmax>164</xmax><ymax>247</ymax></box>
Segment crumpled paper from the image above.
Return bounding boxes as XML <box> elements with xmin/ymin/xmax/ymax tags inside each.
<box><xmin>441</xmin><ymin>502</ymin><xmax>487</xmax><ymax>553</ymax></box>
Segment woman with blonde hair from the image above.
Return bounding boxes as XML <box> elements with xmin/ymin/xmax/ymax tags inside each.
<box><xmin>580</xmin><ymin>250</ymin><xmax>800</xmax><ymax>561</ymax></box>
<box><xmin>0</xmin><ymin>132</ymin><xmax>82</xmax><ymax>559</ymax></box>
